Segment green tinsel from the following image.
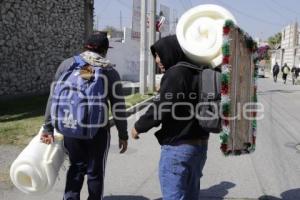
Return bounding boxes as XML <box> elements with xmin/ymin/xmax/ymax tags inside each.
<box><xmin>253</xmin><ymin>57</ymin><xmax>260</xmax><ymax>64</ymax></box>
<box><xmin>222</xmin><ymin>43</ymin><xmax>230</xmax><ymax>56</ymax></box>
<box><xmin>220</xmin><ymin>133</ymin><xmax>229</xmax><ymax>143</ymax></box>
<box><xmin>225</xmin><ymin>20</ymin><xmax>234</xmax><ymax>28</ymax></box>
<box><xmin>224</xmin><ymin>152</ymin><xmax>230</xmax><ymax>156</ymax></box>
<box><xmin>233</xmin><ymin>25</ymin><xmax>258</xmax><ymax>52</ymax></box>
<box><xmin>245</xmin><ymin>35</ymin><xmax>257</xmax><ymax>51</ymax></box>
<box><xmin>222</xmin><ymin>103</ymin><xmax>230</xmax><ymax>114</ymax></box>
<box><xmin>248</xmin><ymin>144</ymin><xmax>256</xmax><ymax>152</ymax></box>
<box><xmin>252</xmin><ymin>95</ymin><xmax>257</xmax><ymax>102</ymax></box>
<box><xmin>252</xmin><ymin>120</ymin><xmax>257</xmax><ymax>129</ymax></box>
<box><xmin>254</xmin><ymin>70</ymin><xmax>258</xmax><ymax>78</ymax></box>
<box><xmin>221</xmin><ymin>73</ymin><xmax>230</xmax><ymax>84</ymax></box>
<box><xmin>252</xmin><ymin>42</ymin><xmax>258</xmax><ymax>51</ymax></box>
<box><xmin>253</xmin><ymin>70</ymin><xmax>258</xmax><ymax>78</ymax></box>
<box><xmin>237</xmin><ymin>27</ymin><xmax>244</xmax><ymax>35</ymax></box>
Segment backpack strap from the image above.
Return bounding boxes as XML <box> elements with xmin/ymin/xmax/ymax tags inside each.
<box><xmin>174</xmin><ymin>61</ymin><xmax>212</xmax><ymax>99</ymax></box>
<box><xmin>69</xmin><ymin>55</ymin><xmax>87</xmax><ymax>71</ymax></box>
<box><xmin>175</xmin><ymin>61</ymin><xmax>207</xmax><ymax>71</ymax></box>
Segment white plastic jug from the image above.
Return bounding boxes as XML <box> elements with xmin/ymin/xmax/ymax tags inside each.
<box><xmin>176</xmin><ymin>4</ymin><xmax>237</xmax><ymax>67</ymax></box>
<box><xmin>10</xmin><ymin>127</ymin><xmax>65</xmax><ymax>195</ymax></box>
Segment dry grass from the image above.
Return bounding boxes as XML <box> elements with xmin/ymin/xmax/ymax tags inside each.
<box><xmin>0</xmin><ymin>93</ymin><xmax>153</xmax><ymax>146</ymax></box>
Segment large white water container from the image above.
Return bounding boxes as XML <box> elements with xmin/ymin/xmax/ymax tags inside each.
<box><xmin>176</xmin><ymin>4</ymin><xmax>237</xmax><ymax>67</ymax></box>
<box><xmin>10</xmin><ymin>127</ymin><xmax>65</xmax><ymax>195</ymax></box>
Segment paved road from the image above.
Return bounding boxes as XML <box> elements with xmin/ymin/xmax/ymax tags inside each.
<box><xmin>2</xmin><ymin>77</ymin><xmax>300</xmax><ymax>200</ymax></box>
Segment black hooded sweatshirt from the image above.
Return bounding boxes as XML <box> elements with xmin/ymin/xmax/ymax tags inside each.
<box><xmin>134</xmin><ymin>35</ymin><xmax>209</xmax><ymax>145</ymax></box>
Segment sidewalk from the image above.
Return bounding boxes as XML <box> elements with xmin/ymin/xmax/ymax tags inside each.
<box><xmin>1</xmin><ymin>108</ymin><xmax>269</xmax><ymax>200</ymax></box>
<box><xmin>3</xmin><ymin>81</ymin><xmax>299</xmax><ymax>199</ymax></box>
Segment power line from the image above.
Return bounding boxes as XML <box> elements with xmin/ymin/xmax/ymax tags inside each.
<box><xmin>215</xmin><ymin>0</ymin><xmax>283</xmax><ymax>27</ymax></box>
<box><xmin>116</xmin><ymin>0</ymin><xmax>132</xmax><ymax>10</ymax></box>
<box><xmin>187</xmin><ymin>0</ymin><xmax>194</xmax><ymax>8</ymax></box>
<box><xmin>94</xmin><ymin>0</ymin><xmax>111</xmax><ymax>30</ymax></box>
<box><xmin>98</xmin><ymin>0</ymin><xmax>111</xmax><ymax>14</ymax></box>
<box><xmin>272</xmin><ymin>0</ymin><xmax>300</xmax><ymax>16</ymax></box>
<box><xmin>178</xmin><ymin>0</ymin><xmax>188</xmax><ymax>11</ymax></box>
<box><xmin>98</xmin><ymin>17</ymin><xmax>131</xmax><ymax>21</ymax></box>
<box><xmin>261</xmin><ymin>0</ymin><xmax>291</xmax><ymax>24</ymax></box>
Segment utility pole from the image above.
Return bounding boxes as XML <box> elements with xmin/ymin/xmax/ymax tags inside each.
<box><xmin>148</xmin><ymin>0</ymin><xmax>156</xmax><ymax>92</ymax></box>
<box><xmin>120</xmin><ymin>10</ymin><xmax>123</xmax><ymax>31</ymax></box>
<box><xmin>97</xmin><ymin>15</ymin><xmax>99</xmax><ymax>31</ymax></box>
<box><xmin>94</xmin><ymin>15</ymin><xmax>99</xmax><ymax>31</ymax></box>
<box><xmin>139</xmin><ymin>0</ymin><xmax>148</xmax><ymax>94</ymax></box>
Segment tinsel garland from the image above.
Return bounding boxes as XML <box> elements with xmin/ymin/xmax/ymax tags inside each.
<box><xmin>219</xmin><ymin>20</ymin><xmax>232</xmax><ymax>155</ymax></box>
<box><xmin>251</xmin><ymin>63</ymin><xmax>258</xmax><ymax>151</ymax></box>
<box><xmin>220</xmin><ymin>20</ymin><xmax>258</xmax><ymax>156</ymax></box>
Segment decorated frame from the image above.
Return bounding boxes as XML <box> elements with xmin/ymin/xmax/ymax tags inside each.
<box><xmin>220</xmin><ymin>20</ymin><xmax>258</xmax><ymax>156</ymax></box>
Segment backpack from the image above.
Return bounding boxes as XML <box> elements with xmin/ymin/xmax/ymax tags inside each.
<box><xmin>176</xmin><ymin>62</ymin><xmax>222</xmax><ymax>133</ymax></box>
<box><xmin>283</xmin><ymin>67</ymin><xmax>289</xmax><ymax>74</ymax></box>
<box><xmin>51</xmin><ymin>55</ymin><xmax>106</xmax><ymax>139</ymax></box>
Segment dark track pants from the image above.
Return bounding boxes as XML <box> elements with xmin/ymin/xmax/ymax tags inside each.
<box><xmin>63</xmin><ymin>130</ymin><xmax>110</xmax><ymax>200</ymax></box>
<box><xmin>283</xmin><ymin>74</ymin><xmax>288</xmax><ymax>83</ymax></box>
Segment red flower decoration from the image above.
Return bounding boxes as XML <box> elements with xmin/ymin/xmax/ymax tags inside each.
<box><xmin>222</xmin><ymin>56</ymin><xmax>229</xmax><ymax>64</ymax></box>
<box><xmin>221</xmin><ymin>85</ymin><xmax>229</xmax><ymax>94</ymax></box>
<box><xmin>254</xmin><ymin>86</ymin><xmax>257</xmax><ymax>93</ymax></box>
<box><xmin>252</xmin><ymin>136</ymin><xmax>256</xmax><ymax>145</ymax></box>
<box><xmin>223</xmin><ymin>27</ymin><xmax>230</xmax><ymax>34</ymax></box>
<box><xmin>220</xmin><ymin>143</ymin><xmax>228</xmax><ymax>152</ymax></box>
<box><xmin>223</xmin><ymin>119</ymin><xmax>229</xmax><ymax>126</ymax></box>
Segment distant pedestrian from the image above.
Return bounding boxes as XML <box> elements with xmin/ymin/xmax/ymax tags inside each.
<box><xmin>281</xmin><ymin>63</ymin><xmax>290</xmax><ymax>84</ymax></box>
<box><xmin>272</xmin><ymin>62</ymin><xmax>280</xmax><ymax>82</ymax></box>
<box><xmin>291</xmin><ymin>65</ymin><xmax>300</xmax><ymax>85</ymax></box>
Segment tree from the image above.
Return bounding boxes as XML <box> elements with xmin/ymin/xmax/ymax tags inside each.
<box><xmin>268</xmin><ymin>32</ymin><xmax>281</xmax><ymax>49</ymax></box>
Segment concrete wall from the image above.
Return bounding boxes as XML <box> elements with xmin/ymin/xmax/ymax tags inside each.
<box><xmin>283</xmin><ymin>48</ymin><xmax>295</xmax><ymax>66</ymax></box>
<box><xmin>271</xmin><ymin>48</ymin><xmax>300</xmax><ymax>67</ymax></box>
<box><xmin>0</xmin><ymin>0</ymin><xmax>93</xmax><ymax>97</ymax></box>
<box><xmin>107</xmin><ymin>27</ymin><xmax>141</xmax><ymax>82</ymax></box>
<box><xmin>107</xmin><ymin>39</ymin><xmax>141</xmax><ymax>82</ymax></box>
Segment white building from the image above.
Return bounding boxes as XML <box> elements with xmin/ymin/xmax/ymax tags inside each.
<box><xmin>271</xmin><ymin>22</ymin><xmax>300</xmax><ymax>67</ymax></box>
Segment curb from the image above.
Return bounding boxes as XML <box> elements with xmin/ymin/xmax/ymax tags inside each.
<box><xmin>108</xmin><ymin>96</ymin><xmax>155</xmax><ymax>128</ymax></box>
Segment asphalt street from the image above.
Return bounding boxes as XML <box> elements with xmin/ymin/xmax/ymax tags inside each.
<box><xmin>2</xmin><ymin>76</ymin><xmax>300</xmax><ymax>200</ymax></box>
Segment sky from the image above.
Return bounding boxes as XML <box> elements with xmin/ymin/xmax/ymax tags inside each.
<box><xmin>94</xmin><ymin>0</ymin><xmax>300</xmax><ymax>40</ymax></box>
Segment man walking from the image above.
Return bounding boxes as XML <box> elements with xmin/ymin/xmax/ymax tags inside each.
<box><xmin>291</xmin><ymin>65</ymin><xmax>299</xmax><ymax>85</ymax></box>
<box><xmin>272</xmin><ymin>62</ymin><xmax>280</xmax><ymax>82</ymax></box>
<box><xmin>41</xmin><ymin>32</ymin><xmax>128</xmax><ymax>200</ymax></box>
<box><xmin>282</xmin><ymin>63</ymin><xmax>290</xmax><ymax>84</ymax></box>
<box><xmin>131</xmin><ymin>35</ymin><xmax>210</xmax><ymax>200</ymax></box>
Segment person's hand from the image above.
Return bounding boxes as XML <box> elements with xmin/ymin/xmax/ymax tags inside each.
<box><xmin>40</xmin><ymin>132</ymin><xmax>54</xmax><ymax>145</ymax></box>
<box><xmin>131</xmin><ymin>127</ymin><xmax>140</xmax><ymax>140</ymax></box>
<box><xmin>119</xmin><ymin>139</ymin><xmax>128</xmax><ymax>154</ymax></box>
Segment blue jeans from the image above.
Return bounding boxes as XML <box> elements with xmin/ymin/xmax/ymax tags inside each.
<box><xmin>159</xmin><ymin>144</ymin><xmax>208</xmax><ymax>200</ymax></box>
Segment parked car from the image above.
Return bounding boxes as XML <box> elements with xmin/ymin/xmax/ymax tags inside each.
<box><xmin>258</xmin><ymin>65</ymin><xmax>265</xmax><ymax>78</ymax></box>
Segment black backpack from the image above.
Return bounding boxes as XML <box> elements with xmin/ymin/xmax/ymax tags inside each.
<box><xmin>176</xmin><ymin>61</ymin><xmax>222</xmax><ymax>133</ymax></box>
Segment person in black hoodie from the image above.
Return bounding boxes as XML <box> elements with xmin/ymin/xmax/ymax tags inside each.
<box><xmin>131</xmin><ymin>35</ymin><xmax>209</xmax><ymax>200</ymax></box>
<box><xmin>272</xmin><ymin>62</ymin><xmax>280</xmax><ymax>82</ymax></box>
